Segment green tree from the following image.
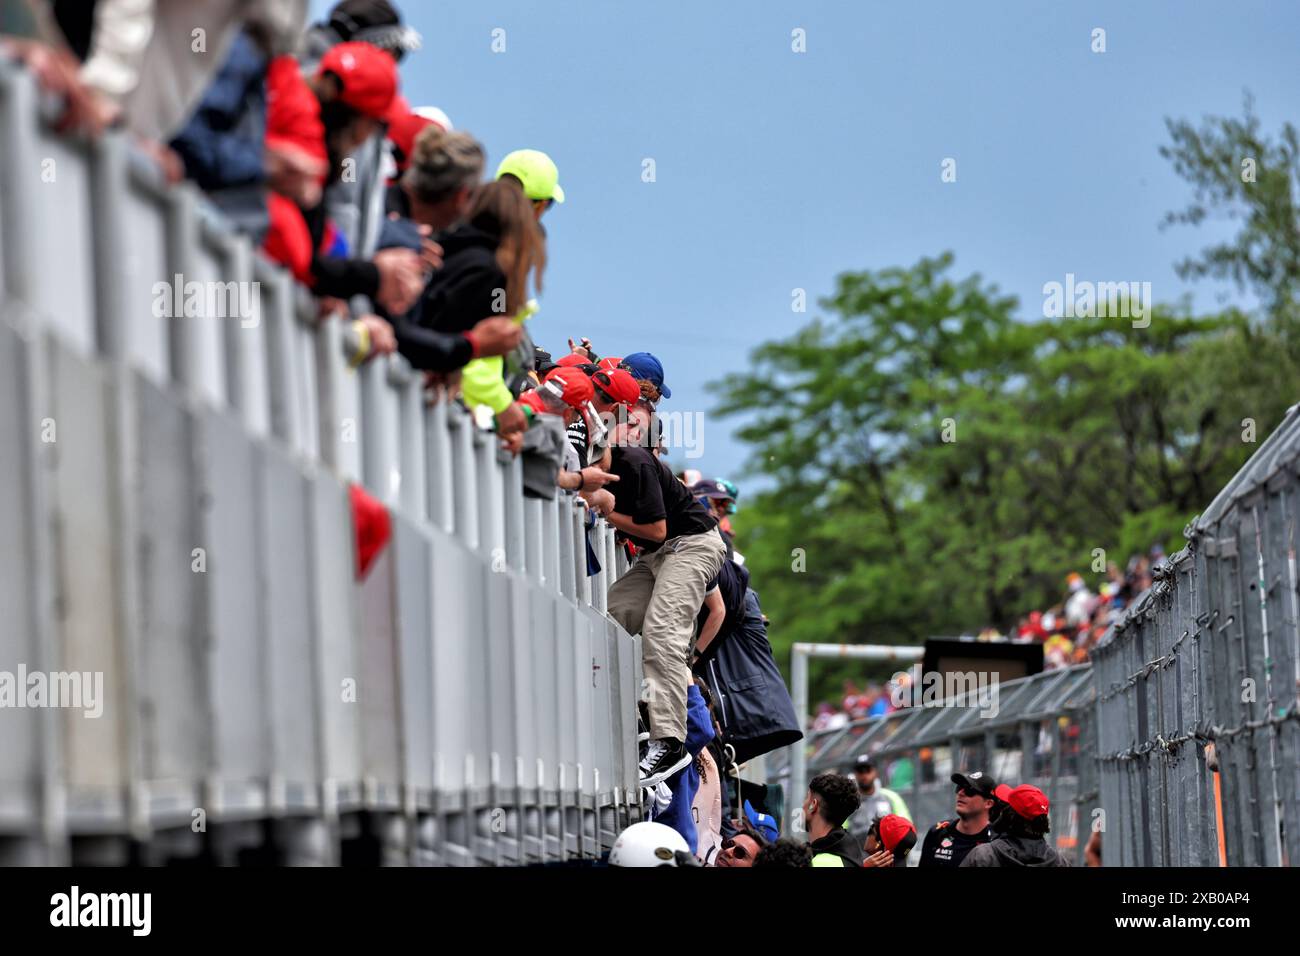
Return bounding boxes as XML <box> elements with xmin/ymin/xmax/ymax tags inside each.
<box><xmin>718</xmin><ymin>100</ymin><xmax>1300</xmax><ymax>705</ymax></box>
<box><xmin>712</xmin><ymin>255</ymin><xmax>1295</xmax><ymax>702</ymax></box>
<box><xmin>1161</xmin><ymin>94</ymin><xmax>1300</xmax><ymax>328</ymax></box>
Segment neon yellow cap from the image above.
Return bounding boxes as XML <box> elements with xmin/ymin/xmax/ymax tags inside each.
<box><xmin>495</xmin><ymin>148</ymin><xmax>565</xmax><ymax>204</ymax></box>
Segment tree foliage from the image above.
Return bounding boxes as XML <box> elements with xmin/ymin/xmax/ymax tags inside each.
<box><xmin>713</xmin><ymin>102</ymin><xmax>1300</xmax><ymax>700</ymax></box>
<box><xmin>1161</xmin><ymin>94</ymin><xmax>1300</xmax><ymax>329</ymax></box>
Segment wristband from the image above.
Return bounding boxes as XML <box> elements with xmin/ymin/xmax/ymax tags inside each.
<box><xmin>350</xmin><ymin>320</ymin><xmax>371</xmax><ymax>368</ymax></box>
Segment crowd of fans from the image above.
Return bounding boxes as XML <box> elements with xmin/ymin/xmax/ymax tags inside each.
<box><xmin>811</xmin><ymin>545</ymin><xmax>1169</xmax><ymax>728</ymax></box>
<box><xmin>612</xmin><ymin>763</ymin><xmax>1082</xmax><ymax>868</ymax></box>
<box><xmin>1</xmin><ymin>0</ymin><xmax>811</xmax><ymax>864</ymax></box>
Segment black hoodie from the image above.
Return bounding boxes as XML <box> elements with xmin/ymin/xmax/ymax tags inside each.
<box><xmin>419</xmin><ymin>219</ymin><xmax>506</xmax><ymax>334</ymax></box>
<box><xmin>959</xmin><ymin>834</ymin><xmax>1071</xmax><ymax>867</ymax></box>
<box><xmin>809</xmin><ymin>826</ymin><xmax>866</xmax><ymax>868</ymax></box>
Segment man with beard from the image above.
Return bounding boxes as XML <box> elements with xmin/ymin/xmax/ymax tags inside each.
<box><xmin>848</xmin><ymin>754</ymin><xmax>911</xmax><ymax>836</ymax></box>
<box><xmin>918</xmin><ymin>771</ymin><xmax>998</xmax><ymax>867</ymax></box>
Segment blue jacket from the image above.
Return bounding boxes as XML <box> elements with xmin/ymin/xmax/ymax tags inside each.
<box><xmin>169</xmin><ymin>32</ymin><xmax>270</xmax><ymax>236</ymax></box>
<box><xmin>697</xmin><ymin>581</ymin><xmax>803</xmax><ymax>765</ymax></box>
<box><xmin>655</xmin><ymin>684</ymin><xmax>715</xmax><ymax>854</ymax></box>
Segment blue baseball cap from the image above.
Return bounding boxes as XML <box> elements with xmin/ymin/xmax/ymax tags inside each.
<box><xmin>743</xmin><ymin>799</ymin><xmax>779</xmax><ymax>843</ymax></box>
<box><xmin>622</xmin><ymin>351</ymin><xmax>671</xmax><ymax>399</ymax></box>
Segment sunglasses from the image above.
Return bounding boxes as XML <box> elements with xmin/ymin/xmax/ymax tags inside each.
<box><xmin>721</xmin><ymin>838</ymin><xmax>750</xmax><ymax>860</ymax></box>
<box><xmin>956</xmin><ymin>785</ymin><xmax>986</xmax><ymax>798</ymax></box>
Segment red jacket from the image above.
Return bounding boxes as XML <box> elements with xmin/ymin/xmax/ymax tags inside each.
<box><xmin>260</xmin><ymin>56</ymin><xmax>328</xmax><ymax>285</ymax></box>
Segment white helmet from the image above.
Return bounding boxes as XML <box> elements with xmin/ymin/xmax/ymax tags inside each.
<box><xmin>609</xmin><ymin>822</ymin><xmax>691</xmax><ymax>867</ymax></box>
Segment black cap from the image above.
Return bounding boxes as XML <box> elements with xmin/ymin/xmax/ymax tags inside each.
<box><xmin>533</xmin><ymin>347</ymin><xmax>556</xmax><ymax>376</ymax></box>
<box><xmin>951</xmin><ymin>770</ymin><xmax>998</xmax><ymax>797</ymax></box>
<box><xmin>852</xmin><ymin>755</ymin><xmax>875</xmax><ymax>771</ymax></box>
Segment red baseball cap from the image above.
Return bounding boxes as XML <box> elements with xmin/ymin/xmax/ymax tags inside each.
<box><xmin>317</xmin><ymin>42</ymin><xmax>399</xmax><ymax>121</ymax></box>
<box><xmin>1000</xmin><ymin>784</ymin><xmax>1050</xmax><ymax>819</ymax></box>
<box><xmin>385</xmin><ymin>100</ymin><xmax>425</xmax><ymax>169</ymax></box>
<box><xmin>597</xmin><ymin>356</ymin><xmax>624</xmax><ymax>371</ymax></box>
<box><xmin>592</xmin><ymin>368</ymin><xmax>640</xmax><ymax>407</ymax></box>
<box><xmin>554</xmin><ymin>353</ymin><xmax>595</xmax><ymax>369</ymax></box>
<box><xmin>541</xmin><ymin>367</ymin><xmax>595</xmax><ymax>409</ymax></box>
<box><xmin>877</xmin><ymin>814</ymin><xmax>917</xmax><ymax>854</ymax></box>
<box><xmin>386</xmin><ymin>102</ymin><xmax>452</xmax><ymax>173</ymax></box>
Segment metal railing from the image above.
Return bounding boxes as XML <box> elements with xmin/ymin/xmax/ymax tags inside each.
<box><xmin>1092</xmin><ymin>404</ymin><xmax>1300</xmax><ymax>867</ymax></box>
<box><xmin>772</xmin><ymin>407</ymin><xmax>1300</xmax><ymax>867</ymax></box>
<box><xmin>773</xmin><ymin>665</ymin><xmax>1096</xmax><ymax>865</ymax></box>
<box><xmin>0</xmin><ymin>60</ymin><xmax>641</xmax><ymax>865</ymax></box>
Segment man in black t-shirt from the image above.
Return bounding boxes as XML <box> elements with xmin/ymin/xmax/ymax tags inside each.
<box><xmin>603</xmin><ymin>406</ymin><xmax>727</xmax><ymax>788</ymax></box>
<box><xmin>918</xmin><ymin>771</ymin><xmax>998</xmax><ymax>868</ymax></box>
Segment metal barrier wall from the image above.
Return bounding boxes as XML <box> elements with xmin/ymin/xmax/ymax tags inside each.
<box><xmin>774</xmin><ymin>666</ymin><xmax>1095</xmax><ymax>865</ymax></box>
<box><xmin>1092</xmin><ymin>405</ymin><xmax>1300</xmax><ymax>868</ymax></box>
<box><xmin>0</xmin><ymin>61</ymin><xmax>642</xmax><ymax>865</ymax></box>
<box><xmin>773</xmin><ymin>408</ymin><xmax>1300</xmax><ymax>867</ymax></box>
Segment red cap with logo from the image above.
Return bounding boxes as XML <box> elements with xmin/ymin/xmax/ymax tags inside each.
<box><xmin>554</xmin><ymin>353</ymin><xmax>594</xmax><ymax>369</ymax></box>
<box><xmin>593</xmin><ymin>368</ymin><xmax>640</xmax><ymax>407</ymax></box>
<box><xmin>542</xmin><ymin>367</ymin><xmax>596</xmax><ymax>408</ymax></box>
<box><xmin>317</xmin><ymin>41</ymin><xmax>399</xmax><ymax>121</ymax></box>
<box><xmin>997</xmin><ymin>784</ymin><xmax>1050</xmax><ymax>819</ymax></box>
<box><xmin>877</xmin><ymin>814</ymin><xmax>917</xmax><ymax>854</ymax></box>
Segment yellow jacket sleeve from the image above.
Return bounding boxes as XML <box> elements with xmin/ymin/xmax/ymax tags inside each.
<box><xmin>460</xmin><ymin>356</ymin><xmax>513</xmax><ymax>414</ymax></box>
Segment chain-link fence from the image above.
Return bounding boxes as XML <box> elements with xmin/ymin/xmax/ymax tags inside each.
<box><xmin>772</xmin><ymin>407</ymin><xmax>1300</xmax><ymax>867</ymax></box>
<box><xmin>773</xmin><ymin>665</ymin><xmax>1096</xmax><ymax>865</ymax></box>
<box><xmin>1092</xmin><ymin>405</ymin><xmax>1300</xmax><ymax>867</ymax></box>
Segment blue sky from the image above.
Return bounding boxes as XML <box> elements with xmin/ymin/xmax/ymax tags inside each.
<box><xmin>313</xmin><ymin>0</ymin><xmax>1300</xmax><ymax>487</ymax></box>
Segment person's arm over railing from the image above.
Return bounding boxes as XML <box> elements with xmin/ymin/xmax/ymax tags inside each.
<box><xmin>390</xmin><ymin>309</ymin><xmax>474</xmax><ymax>371</ymax></box>
<box><xmin>605</xmin><ymin>511</ymin><xmax>666</xmax><ymax>544</ymax></box>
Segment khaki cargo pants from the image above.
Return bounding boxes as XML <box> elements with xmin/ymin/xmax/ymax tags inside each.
<box><xmin>607</xmin><ymin>530</ymin><xmax>727</xmax><ymax>742</ymax></box>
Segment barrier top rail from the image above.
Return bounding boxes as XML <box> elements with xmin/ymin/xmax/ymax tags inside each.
<box><xmin>787</xmin><ymin>664</ymin><xmax>1094</xmax><ymax>779</ymax></box>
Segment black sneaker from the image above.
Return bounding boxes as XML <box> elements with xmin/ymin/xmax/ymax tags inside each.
<box><xmin>638</xmin><ymin>738</ymin><xmax>690</xmax><ymax>787</ymax></box>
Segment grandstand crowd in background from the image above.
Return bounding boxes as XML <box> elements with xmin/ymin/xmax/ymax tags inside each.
<box><xmin>811</xmin><ymin>545</ymin><xmax>1167</xmax><ymax>732</ymax></box>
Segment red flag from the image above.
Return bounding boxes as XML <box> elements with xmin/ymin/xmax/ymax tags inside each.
<box><xmin>349</xmin><ymin>483</ymin><xmax>391</xmax><ymax>579</ymax></box>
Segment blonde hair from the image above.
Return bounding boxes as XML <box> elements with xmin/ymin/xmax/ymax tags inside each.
<box><xmin>403</xmin><ymin>127</ymin><xmax>486</xmax><ymax>204</ymax></box>
<box><xmin>468</xmin><ymin>178</ymin><xmax>546</xmax><ymax>317</ymax></box>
